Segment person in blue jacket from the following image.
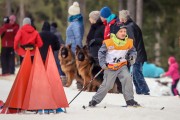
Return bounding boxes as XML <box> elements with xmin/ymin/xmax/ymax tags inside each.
<box><xmin>66</xmin><ymin>1</ymin><xmax>84</xmax><ymax>54</ymax></box>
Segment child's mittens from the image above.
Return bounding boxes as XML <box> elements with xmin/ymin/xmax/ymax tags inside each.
<box><xmin>102</xmin><ymin>63</ymin><xmax>108</xmax><ymax>70</ymax></box>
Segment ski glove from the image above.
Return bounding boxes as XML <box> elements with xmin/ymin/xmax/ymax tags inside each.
<box><xmin>102</xmin><ymin>63</ymin><xmax>108</xmax><ymax>70</ymax></box>
<box><xmin>129</xmin><ymin>56</ymin><xmax>136</xmax><ymax>65</ymax></box>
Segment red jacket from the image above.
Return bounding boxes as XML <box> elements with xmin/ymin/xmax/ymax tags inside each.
<box><xmin>103</xmin><ymin>19</ymin><xmax>116</xmax><ymax>40</ymax></box>
<box><xmin>0</xmin><ymin>23</ymin><xmax>19</xmax><ymax>47</ymax></box>
<box><xmin>14</xmin><ymin>24</ymin><xmax>43</xmax><ymax>56</ymax></box>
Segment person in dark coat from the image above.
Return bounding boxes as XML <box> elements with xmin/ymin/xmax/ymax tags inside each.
<box><xmin>119</xmin><ymin>10</ymin><xmax>150</xmax><ymax>95</ymax></box>
<box><xmin>50</xmin><ymin>22</ymin><xmax>66</xmax><ymax>82</ymax></box>
<box><xmin>0</xmin><ymin>15</ymin><xmax>19</xmax><ymax>75</ymax></box>
<box><xmin>87</xmin><ymin>11</ymin><xmax>104</xmax><ymax>65</ymax></box>
<box><xmin>39</xmin><ymin>21</ymin><xmax>60</xmax><ymax>63</ymax></box>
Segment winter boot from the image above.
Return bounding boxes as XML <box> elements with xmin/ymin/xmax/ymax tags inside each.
<box><xmin>126</xmin><ymin>99</ymin><xmax>140</xmax><ymax>107</ymax></box>
<box><xmin>89</xmin><ymin>100</ymin><xmax>97</xmax><ymax>107</ymax></box>
<box><xmin>60</xmin><ymin>76</ymin><xmax>67</xmax><ymax>86</ymax></box>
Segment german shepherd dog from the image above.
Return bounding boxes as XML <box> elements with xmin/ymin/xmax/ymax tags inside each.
<box><xmin>75</xmin><ymin>45</ymin><xmax>104</xmax><ymax>92</ymax></box>
<box><xmin>58</xmin><ymin>44</ymin><xmax>83</xmax><ymax>87</ymax></box>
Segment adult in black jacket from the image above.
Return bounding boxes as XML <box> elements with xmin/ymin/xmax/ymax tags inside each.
<box><xmin>39</xmin><ymin>21</ymin><xmax>60</xmax><ymax>62</ymax></box>
<box><xmin>87</xmin><ymin>11</ymin><xmax>104</xmax><ymax>65</ymax></box>
<box><xmin>119</xmin><ymin>10</ymin><xmax>150</xmax><ymax>95</ymax></box>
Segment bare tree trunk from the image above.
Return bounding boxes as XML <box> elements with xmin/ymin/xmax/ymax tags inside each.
<box><xmin>79</xmin><ymin>0</ymin><xmax>86</xmax><ymax>45</ymax></box>
<box><xmin>118</xmin><ymin>0</ymin><xmax>124</xmax><ymax>11</ymax></box>
<box><xmin>79</xmin><ymin>0</ymin><xmax>86</xmax><ymax>23</ymax></box>
<box><xmin>136</xmin><ymin>0</ymin><xmax>143</xmax><ymax>28</ymax></box>
<box><xmin>68</xmin><ymin>0</ymin><xmax>73</xmax><ymax>8</ymax></box>
<box><xmin>127</xmin><ymin>0</ymin><xmax>136</xmax><ymax>21</ymax></box>
<box><xmin>154</xmin><ymin>16</ymin><xmax>161</xmax><ymax>66</ymax></box>
<box><xmin>6</xmin><ymin>0</ymin><xmax>11</xmax><ymax>16</ymax></box>
<box><xmin>19</xmin><ymin>0</ymin><xmax>25</xmax><ymax>26</ymax></box>
<box><xmin>67</xmin><ymin>0</ymin><xmax>73</xmax><ymax>26</ymax></box>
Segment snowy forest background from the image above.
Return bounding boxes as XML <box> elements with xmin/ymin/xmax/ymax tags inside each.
<box><xmin>0</xmin><ymin>0</ymin><xmax>180</xmax><ymax>70</ymax></box>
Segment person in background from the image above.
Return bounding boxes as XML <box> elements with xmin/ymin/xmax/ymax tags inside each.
<box><xmin>14</xmin><ymin>17</ymin><xmax>43</xmax><ymax>63</ymax></box>
<box><xmin>87</xmin><ymin>11</ymin><xmax>104</xmax><ymax>65</ymax></box>
<box><xmin>39</xmin><ymin>21</ymin><xmax>60</xmax><ymax>63</ymax></box>
<box><xmin>0</xmin><ymin>15</ymin><xmax>19</xmax><ymax>75</ymax></box>
<box><xmin>119</xmin><ymin>10</ymin><xmax>150</xmax><ymax>95</ymax></box>
<box><xmin>50</xmin><ymin>22</ymin><xmax>66</xmax><ymax>84</ymax></box>
<box><xmin>100</xmin><ymin>6</ymin><xmax>122</xmax><ymax>93</ymax></box>
<box><xmin>89</xmin><ymin>25</ymin><xmax>139</xmax><ymax>107</ymax></box>
<box><xmin>66</xmin><ymin>1</ymin><xmax>84</xmax><ymax>89</ymax></box>
<box><xmin>161</xmin><ymin>56</ymin><xmax>180</xmax><ymax>96</ymax></box>
<box><xmin>100</xmin><ymin>6</ymin><xmax>118</xmax><ymax>40</ymax></box>
<box><xmin>66</xmin><ymin>1</ymin><xmax>84</xmax><ymax>53</ymax></box>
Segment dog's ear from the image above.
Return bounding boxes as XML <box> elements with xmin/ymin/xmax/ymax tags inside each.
<box><xmin>83</xmin><ymin>45</ymin><xmax>89</xmax><ymax>54</ymax></box>
<box><xmin>83</xmin><ymin>45</ymin><xmax>88</xmax><ymax>50</ymax></box>
<box><xmin>60</xmin><ymin>44</ymin><xmax>65</xmax><ymax>49</ymax></box>
<box><xmin>67</xmin><ymin>44</ymin><xmax>72</xmax><ymax>49</ymax></box>
<box><xmin>76</xmin><ymin>45</ymin><xmax>81</xmax><ymax>54</ymax></box>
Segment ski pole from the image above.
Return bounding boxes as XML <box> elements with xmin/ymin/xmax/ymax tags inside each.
<box><xmin>68</xmin><ymin>69</ymin><xmax>103</xmax><ymax>105</ymax></box>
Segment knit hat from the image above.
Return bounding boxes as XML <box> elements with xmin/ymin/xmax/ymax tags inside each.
<box><xmin>89</xmin><ymin>11</ymin><xmax>100</xmax><ymax>22</ymax></box>
<box><xmin>68</xmin><ymin>1</ymin><xmax>80</xmax><ymax>15</ymax></box>
<box><xmin>113</xmin><ymin>24</ymin><xmax>127</xmax><ymax>34</ymax></box>
<box><xmin>168</xmin><ymin>56</ymin><xmax>176</xmax><ymax>64</ymax></box>
<box><xmin>100</xmin><ymin>6</ymin><xmax>111</xmax><ymax>18</ymax></box>
<box><xmin>23</xmin><ymin>17</ymin><xmax>31</xmax><ymax>25</ymax></box>
<box><xmin>119</xmin><ymin>10</ymin><xmax>130</xmax><ymax>20</ymax></box>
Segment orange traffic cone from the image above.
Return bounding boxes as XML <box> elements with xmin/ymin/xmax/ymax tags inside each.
<box><xmin>45</xmin><ymin>46</ymin><xmax>69</xmax><ymax>108</ymax></box>
<box><xmin>22</xmin><ymin>47</ymin><xmax>57</xmax><ymax>110</ymax></box>
<box><xmin>1</xmin><ymin>50</ymin><xmax>32</xmax><ymax>114</ymax></box>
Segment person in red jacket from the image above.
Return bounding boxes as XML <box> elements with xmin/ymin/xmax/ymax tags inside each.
<box><xmin>14</xmin><ymin>17</ymin><xmax>43</xmax><ymax>63</ymax></box>
<box><xmin>0</xmin><ymin>15</ymin><xmax>19</xmax><ymax>75</ymax></box>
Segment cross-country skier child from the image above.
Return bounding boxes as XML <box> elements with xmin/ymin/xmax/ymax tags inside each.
<box><xmin>89</xmin><ymin>24</ymin><xmax>140</xmax><ymax>107</ymax></box>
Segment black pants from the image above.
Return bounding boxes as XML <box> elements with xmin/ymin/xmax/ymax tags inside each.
<box><xmin>171</xmin><ymin>79</ymin><xmax>180</xmax><ymax>96</ymax></box>
<box><xmin>20</xmin><ymin>56</ymin><xmax>34</xmax><ymax>64</ymax></box>
<box><xmin>1</xmin><ymin>47</ymin><xmax>15</xmax><ymax>74</ymax></box>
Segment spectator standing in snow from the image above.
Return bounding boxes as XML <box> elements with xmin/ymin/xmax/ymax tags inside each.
<box><xmin>66</xmin><ymin>1</ymin><xmax>84</xmax><ymax>54</ymax></box>
<box><xmin>119</xmin><ymin>10</ymin><xmax>150</xmax><ymax>95</ymax></box>
<box><xmin>87</xmin><ymin>11</ymin><xmax>104</xmax><ymax>65</ymax></box>
<box><xmin>100</xmin><ymin>6</ymin><xmax>118</xmax><ymax>40</ymax></box>
<box><xmin>89</xmin><ymin>25</ymin><xmax>140</xmax><ymax>107</ymax></box>
<box><xmin>161</xmin><ymin>56</ymin><xmax>180</xmax><ymax>96</ymax></box>
<box><xmin>0</xmin><ymin>15</ymin><xmax>19</xmax><ymax>75</ymax></box>
<box><xmin>14</xmin><ymin>17</ymin><xmax>43</xmax><ymax>63</ymax></box>
<box><xmin>39</xmin><ymin>21</ymin><xmax>60</xmax><ymax>63</ymax></box>
<box><xmin>66</xmin><ymin>1</ymin><xmax>84</xmax><ymax>89</ymax></box>
<box><xmin>50</xmin><ymin>22</ymin><xmax>66</xmax><ymax>81</ymax></box>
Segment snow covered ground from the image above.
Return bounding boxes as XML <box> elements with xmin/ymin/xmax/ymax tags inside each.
<box><xmin>0</xmin><ymin>69</ymin><xmax>180</xmax><ymax>120</ymax></box>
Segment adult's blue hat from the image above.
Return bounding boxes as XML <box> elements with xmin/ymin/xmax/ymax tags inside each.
<box><xmin>100</xmin><ymin>6</ymin><xmax>111</xmax><ymax>18</ymax></box>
